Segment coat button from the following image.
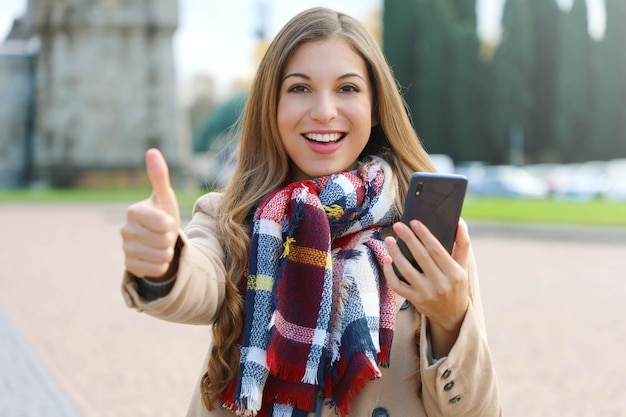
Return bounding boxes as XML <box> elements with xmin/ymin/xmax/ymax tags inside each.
<box><xmin>442</xmin><ymin>369</ymin><xmax>452</xmax><ymax>379</ymax></box>
<box><xmin>444</xmin><ymin>381</ymin><xmax>455</xmax><ymax>391</ymax></box>
<box><xmin>449</xmin><ymin>395</ymin><xmax>462</xmax><ymax>404</ymax></box>
<box><xmin>372</xmin><ymin>407</ymin><xmax>390</xmax><ymax>417</ymax></box>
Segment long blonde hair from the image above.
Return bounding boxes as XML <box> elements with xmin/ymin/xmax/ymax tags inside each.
<box><xmin>201</xmin><ymin>7</ymin><xmax>435</xmax><ymax>409</ymax></box>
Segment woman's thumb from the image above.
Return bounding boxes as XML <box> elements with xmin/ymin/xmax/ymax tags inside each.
<box><xmin>145</xmin><ymin>148</ymin><xmax>179</xmax><ymax>218</ymax></box>
<box><xmin>452</xmin><ymin>218</ymin><xmax>471</xmax><ymax>268</ymax></box>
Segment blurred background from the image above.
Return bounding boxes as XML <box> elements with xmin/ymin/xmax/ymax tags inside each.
<box><xmin>1</xmin><ymin>3</ymin><xmax>625</xmax><ymax>417</ymax></box>
<box><xmin>1</xmin><ymin>0</ymin><xmax>623</xmax><ymax>201</ymax></box>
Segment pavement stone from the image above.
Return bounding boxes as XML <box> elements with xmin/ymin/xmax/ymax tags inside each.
<box><xmin>0</xmin><ymin>305</ymin><xmax>82</xmax><ymax>417</ymax></box>
<box><xmin>0</xmin><ymin>202</ymin><xmax>625</xmax><ymax>417</ymax></box>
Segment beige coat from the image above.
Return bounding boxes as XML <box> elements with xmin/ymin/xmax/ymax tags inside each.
<box><xmin>123</xmin><ymin>192</ymin><xmax>502</xmax><ymax>417</ymax></box>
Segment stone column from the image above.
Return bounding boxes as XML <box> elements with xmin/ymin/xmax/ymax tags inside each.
<box><xmin>30</xmin><ymin>0</ymin><xmax>180</xmax><ymax>187</ymax></box>
<box><xmin>0</xmin><ymin>42</ymin><xmax>36</xmax><ymax>187</ymax></box>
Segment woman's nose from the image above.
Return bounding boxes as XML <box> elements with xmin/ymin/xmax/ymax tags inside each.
<box><xmin>310</xmin><ymin>92</ymin><xmax>337</xmax><ymax>122</ymax></box>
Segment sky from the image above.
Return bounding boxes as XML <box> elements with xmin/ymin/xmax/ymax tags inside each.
<box><xmin>0</xmin><ymin>0</ymin><xmax>606</xmax><ymax>89</ymax></box>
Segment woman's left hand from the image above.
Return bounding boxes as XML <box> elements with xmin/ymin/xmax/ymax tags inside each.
<box><xmin>383</xmin><ymin>219</ymin><xmax>471</xmax><ymax>358</ymax></box>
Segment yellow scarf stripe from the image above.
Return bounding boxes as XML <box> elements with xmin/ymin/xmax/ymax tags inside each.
<box><xmin>247</xmin><ymin>274</ymin><xmax>275</xmax><ymax>292</ymax></box>
<box><xmin>287</xmin><ymin>244</ymin><xmax>332</xmax><ymax>270</ymax></box>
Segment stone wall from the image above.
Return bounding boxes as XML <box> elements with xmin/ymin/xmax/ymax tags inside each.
<box><xmin>0</xmin><ymin>43</ymin><xmax>35</xmax><ymax>187</ymax></box>
<box><xmin>30</xmin><ymin>0</ymin><xmax>180</xmax><ymax>186</ymax></box>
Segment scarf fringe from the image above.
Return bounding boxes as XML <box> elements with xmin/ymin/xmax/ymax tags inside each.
<box><xmin>271</xmin><ymin>404</ymin><xmax>294</xmax><ymax>417</ymax></box>
<box><xmin>377</xmin><ymin>344</ymin><xmax>392</xmax><ymax>368</ymax></box>
<box><xmin>265</xmin><ymin>379</ymin><xmax>317</xmax><ymax>413</ymax></box>
<box><xmin>333</xmin><ymin>353</ymin><xmax>382</xmax><ymax>417</ymax></box>
<box><xmin>302</xmin><ymin>366</ymin><xmax>318</xmax><ymax>385</ymax></box>
<box><xmin>239</xmin><ymin>383</ymin><xmax>263</xmax><ymax>413</ymax></box>
<box><xmin>267</xmin><ymin>346</ymin><xmax>320</xmax><ymax>385</ymax></box>
<box><xmin>221</xmin><ymin>376</ymin><xmax>240</xmax><ymax>413</ymax></box>
<box><xmin>377</xmin><ymin>327</ymin><xmax>394</xmax><ymax>368</ymax></box>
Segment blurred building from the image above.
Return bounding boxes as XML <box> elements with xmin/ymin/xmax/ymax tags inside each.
<box><xmin>0</xmin><ymin>15</ymin><xmax>35</xmax><ymax>188</ymax></box>
<box><xmin>0</xmin><ymin>0</ymin><xmax>181</xmax><ymax>188</ymax></box>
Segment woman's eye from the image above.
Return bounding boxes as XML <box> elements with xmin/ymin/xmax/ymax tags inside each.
<box><xmin>339</xmin><ymin>84</ymin><xmax>359</xmax><ymax>93</ymax></box>
<box><xmin>287</xmin><ymin>84</ymin><xmax>309</xmax><ymax>93</ymax></box>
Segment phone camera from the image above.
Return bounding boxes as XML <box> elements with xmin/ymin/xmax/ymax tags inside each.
<box><xmin>415</xmin><ymin>182</ymin><xmax>424</xmax><ymax>196</ymax></box>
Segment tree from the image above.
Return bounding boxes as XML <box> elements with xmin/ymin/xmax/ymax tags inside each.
<box><xmin>590</xmin><ymin>0</ymin><xmax>626</xmax><ymax>159</ymax></box>
<box><xmin>449</xmin><ymin>0</ymin><xmax>475</xmax><ymax>21</ymax></box>
<box><xmin>554</xmin><ymin>0</ymin><xmax>592</xmax><ymax>162</ymax></box>
<box><xmin>488</xmin><ymin>0</ymin><xmax>534</xmax><ymax>164</ymax></box>
<box><xmin>193</xmin><ymin>93</ymin><xmax>247</xmax><ymax>153</ymax></box>
<box><xmin>526</xmin><ymin>0</ymin><xmax>560</xmax><ymax>162</ymax></box>
<box><xmin>383</xmin><ymin>0</ymin><xmax>485</xmax><ymax>163</ymax></box>
<box><xmin>447</xmin><ymin>0</ymin><xmax>489</xmax><ymax>162</ymax></box>
<box><xmin>412</xmin><ymin>0</ymin><xmax>455</xmax><ymax>157</ymax></box>
<box><xmin>382</xmin><ymin>0</ymin><xmax>420</xmax><ymax>127</ymax></box>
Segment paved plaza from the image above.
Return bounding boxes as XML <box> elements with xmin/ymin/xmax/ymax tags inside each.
<box><xmin>0</xmin><ymin>203</ymin><xmax>625</xmax><ymax>417</ymax></box>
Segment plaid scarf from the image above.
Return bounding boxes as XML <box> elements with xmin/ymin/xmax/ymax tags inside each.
<box><xmin>221</xmin><ymin>157</ymin><xmax>397</xmax><ymax>417</ymax></box>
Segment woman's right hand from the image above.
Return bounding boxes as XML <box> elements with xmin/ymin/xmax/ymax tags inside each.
<box><xmin>120</xmin><ymin>148</ymin><xmax>181</xmax><ymax>280</ymax></box>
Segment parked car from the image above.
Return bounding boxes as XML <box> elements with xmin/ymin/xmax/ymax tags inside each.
<box><xmin>462</xmin><ymin>164</ymin><xmax>549</xmax><ymax>198</ymax></box>
<box><xmin>603</xmin><ymin>158</ymin><xmax>626</xmax><ymax>201</ymax></box>
<box><xmin>429</xmin><ymin>154</ymin><xmax>456</xmax><ymax>174</ymax></box>
<box><xmin>550</xmin><ymin>161</ymin><xmax>609</xmax><ymax>201</ymax></box>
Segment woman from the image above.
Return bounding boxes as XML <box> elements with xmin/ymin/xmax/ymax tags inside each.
<box><xmin>120</xmin><ymin>7</ymin><xmax>501</xmax><ymax>417</ymax></box>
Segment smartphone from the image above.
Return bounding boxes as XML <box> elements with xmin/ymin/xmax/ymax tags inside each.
<box><xmin>393</xmin><ymin>172</ymin><xmax>468</xmax><ymax>281</ymax></box>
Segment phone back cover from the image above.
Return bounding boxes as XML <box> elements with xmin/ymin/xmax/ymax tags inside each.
<box><xmin>402</xmin><ymin>173</ymin><xmax>467</xmax><ymax>253</ymax></box>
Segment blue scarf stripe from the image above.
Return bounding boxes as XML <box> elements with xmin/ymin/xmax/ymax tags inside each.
<box><xmin>244</xmin><ymin>290</ymin><xmax>274</xmax><ymax>347</ymax></box>
<box><xmin>340</xmin><ymin>318</ymin><xmax>378</xmax><ymax>359</ymax></box>
<box><xmin>320</xmin><ymin>175</ymin><xmax>358</xmax><ymax>207</ymax></box>
<box><xmin>253</xmin><ymin>234</ymin><xmax>282</xmax><ymax>277</ymax></box>
<box><xmin>304</xmin><ymin>266</ymin><xmax>334</xmax><ymax>381</ymax></box>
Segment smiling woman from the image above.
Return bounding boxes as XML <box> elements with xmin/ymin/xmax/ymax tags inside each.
<box><xmin>118</xmin><ymin>6</ymin><xmax>502</xmax><ymax>417</ymax></box>
<box><xmin>277</xmin><ymin>37</ymin><xmax>375</xmax><ymax>181</ymax></box>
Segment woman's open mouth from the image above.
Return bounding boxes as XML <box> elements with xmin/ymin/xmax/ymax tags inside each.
<box><xmin>303</xmin><ymin>132</ymin><xmax>345</xmax><ymax>143</ymax></box>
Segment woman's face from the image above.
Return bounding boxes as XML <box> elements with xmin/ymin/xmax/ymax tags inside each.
<box><xmin>277</xmin><ymin>37</ymin><xmax>375</xmax><ymax>182</ymax></box>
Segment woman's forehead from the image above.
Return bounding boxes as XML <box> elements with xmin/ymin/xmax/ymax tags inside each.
<box><xmin>283</xmin><ymin>38</ymin><xmax>366</xmax><ymax>76</ymax></box>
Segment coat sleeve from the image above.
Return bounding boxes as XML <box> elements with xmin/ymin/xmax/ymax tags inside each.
<box><xmin>419</xmin><ymin>246</ymin><xmax>503</xmax><ymax>417</ymax></box>
<box><xmin>121</xmin><ymin>192</ymin><xmax>228</xmax><ymax>325</ymax></box>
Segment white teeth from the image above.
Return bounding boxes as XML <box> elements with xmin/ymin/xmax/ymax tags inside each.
<box><xmin>304</xmin><ymin>133</ymin><xmax>343</xmax><ymax>143</ymax></box>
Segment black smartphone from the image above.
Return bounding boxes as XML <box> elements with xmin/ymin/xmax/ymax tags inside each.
<box><xmin>393</xmin><ymin>172</ymin><xmax>468</xmax><ymax>281</ymax></box>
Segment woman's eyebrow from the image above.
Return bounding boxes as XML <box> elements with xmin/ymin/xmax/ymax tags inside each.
<box><xmin>282</xmin><ymin>72</ymin><xmax>310</xmax><ymax>82</ymax></box>
<box><xmin>282</xmin><ymin>72</ymin><xmax>366</xmax><ymax>82</ymax></box>
<box><xmin>338</xmin><ymin>72</ymin><xmax>366</xmax><ymax>82</ymax></box>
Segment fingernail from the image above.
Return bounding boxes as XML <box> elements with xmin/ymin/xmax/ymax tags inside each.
<box><xmin>393</xmin><ymin>222</ymin><xmax>407</xmax><ymax>233</ymax></box>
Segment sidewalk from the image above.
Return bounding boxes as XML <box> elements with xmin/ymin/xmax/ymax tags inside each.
<box><xmin>0</xmin><ymin>203</ymin><xmax>210</xmax><ymax>417</ymax></box>
<box><xmin>1</xmin><ymin>202</ymin><xmax>625</xmax><ymax>417</ymax></box>
<box><xmin>0</xmin><ymin>304</ymin><xmax>82</xmax><ymax>417</ymax></box>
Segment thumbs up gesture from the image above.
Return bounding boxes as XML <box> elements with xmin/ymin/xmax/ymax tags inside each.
<box><xmin>120</xmin><ymin>149</ymin><xmax>181</xmax><ymax>280</ymax></box>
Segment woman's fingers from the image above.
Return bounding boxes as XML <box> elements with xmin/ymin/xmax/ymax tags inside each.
<box><xmin>125</xmin><ymin>200</ymin><xmax>177</xmax><ymax>234</ymax></box>
<box><xmin>383</xmin><ymin>219</ymin><xmax>470</xmax><ymax>330</ymax></box>
<box><xmin>120</xmin><ymin>200</ymin><xmax>179</xmax><ymax>278</ymax></box>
